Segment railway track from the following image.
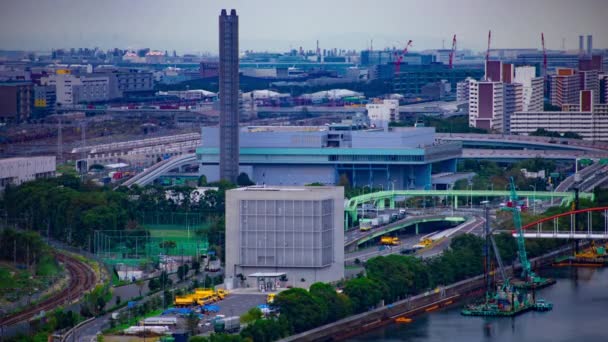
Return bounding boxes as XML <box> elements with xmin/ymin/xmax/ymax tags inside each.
<box><xmin>0</xmin><ymin>252</ymin><xmax>97</xmax><ymax>327</ymax></box>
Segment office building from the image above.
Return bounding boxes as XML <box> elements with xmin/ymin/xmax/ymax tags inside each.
<box><xmin>512</xmin><ymin>90</ymin><xmax>608</xmax><ymax>141</ymax></box>
<box><xmin>33</xmin><ymin>85</ymin><xmax>56</xmax><ymax>117</ymax></box>
<box><xmin>200</xmin><ymin>61</ymin><xmax>219</xmax><ymax>78</ymax></box>
<box><xmin>392</xmin><ymin>64</ymin><xmax>484</xmax><ymax>95</ymax></box>
<box><xmin>468</xmin><ymin>80</ymin><xmax>504</xmax><ymax>131</ymax></box>
<box><xmin>225</xmin><ymin>186</ymin><xmax>344</xmax><ymax>289</ymax></box>
<box><xmin>198</xmin><ymin>125</ymin><xmax>461</xmax><ymax>191</ymax></box>
<box><xmin>0</xmin><ymin>156</ymin><xmax>56</xmax><ymax>192</ymax></box>
<box><xmin>514</xmin><ymin>66</ymin><xmax>543</xmax><ymax>112</ymax></box>
<box><xmin>219</xmin><ymin>9</ymin><xmax>240</xmax><ymax>183</ymax></box>
<box><xmin>112</xmin><ymin>69</ymin><xmax>154</xmax><ymax>95</ymax></box>
<box><xmin>0</xmin><ymin>82</ymin><xmax>32</xmax><ymax>122</ymax></box>
<box><xmin>366</xmin><ymin>99</ymin><xmax>399</xmax><ymax>129</ymax></box>
<box><xmin>41</xmin><ymin>70</ymin><xmax>121</xmax><ymax>105</ymax></box>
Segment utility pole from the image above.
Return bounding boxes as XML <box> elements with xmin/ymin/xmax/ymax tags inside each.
<box><xmin>57</xmin><ymin>118</ymin><xmax>63</xmax><ymax>164</ymax></box>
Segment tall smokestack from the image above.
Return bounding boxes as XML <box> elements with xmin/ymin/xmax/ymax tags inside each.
<box><xmin>579</xmin><ymin>35</ymin><xmax>584</xmax><ymax>54</ymax></box>
<box><xmin>587</xmin><ymin>35</ymin><xmax>593</xmax><ymax>55</ymax></box>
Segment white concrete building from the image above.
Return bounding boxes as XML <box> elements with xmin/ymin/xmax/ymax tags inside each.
<box><xmin>366</xmin><ymin>99</ymin><xmax>399</xmax><ymax>130</ymax></box>
<box><xmin>468</xmin><ymin>81</ymin><xmax>504</xmax><ymax>132</ymax></box>
<box><xmin>225</xmin><ymin>186</ymin><xmax>344</xmax><ymax>289</ymax></box>
<box><xmin>456</xmin><ymin>77</ymin><xmax>474</xmax><ymax>102</ymax></box>
<box><xmin>41</xmin><ymin>71</ymin><xmax>120</xmax><ymax>105</ymax></box>
<box><xmin>514</xmin><ymin>66</ymin><xmax>544</xmax><ymax>112</ymax></box>
<box><xmin>511</xmin><ymin>90</ymin><xmax>608</xmax><ymax>141</ymax></box>
<box><xmin>0</xmin><ymin>156</ymin><xmax>56</xmax><ymax>192</ymax></box>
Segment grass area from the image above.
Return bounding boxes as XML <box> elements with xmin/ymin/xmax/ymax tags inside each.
<box><xmin>0</xmin><ymin>266</ymin><xmax>15</xmax><ymax>289</ymax></box>
<box><xmin>36</xmin><ymin>254</ymin><xmax>61</xmax><ymax>276</ymax></box>
<box><xmin>56</xmin><ymin>162</ymin><xmax>79</xmax><ymax>177</ymax></box>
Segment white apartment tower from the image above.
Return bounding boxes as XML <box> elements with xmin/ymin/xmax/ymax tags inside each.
<box><xmin>514</xmin><ymin>66</ymin><xmax>544</xmax><ymax>112</ymax></box>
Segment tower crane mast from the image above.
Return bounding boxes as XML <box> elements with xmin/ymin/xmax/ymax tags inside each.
<box><xmin>448</xmin><ymin>34</ymin><xmax>457</xmax><ymax>69</ymax></box>
<box><xmin>394</xmin><ymin>40</ymin><xmax>413</xmax><ymax>75</ymax></box>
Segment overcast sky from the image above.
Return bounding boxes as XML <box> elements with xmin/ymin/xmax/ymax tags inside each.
<box><xmin>1</xmin><ymin>0</ymin><xmax>606</xmax><ymax>54</ymax></box>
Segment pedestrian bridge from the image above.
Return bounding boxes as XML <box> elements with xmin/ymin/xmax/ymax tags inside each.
<box><xmin>344</xmin><ymin>190</ymin><xmax>594</xmax><ymax>226</ymax></box>
<box><xmin>516</xmin><ymin>206</ymin><xmax>608</xmax><ymax>239</ymax></box>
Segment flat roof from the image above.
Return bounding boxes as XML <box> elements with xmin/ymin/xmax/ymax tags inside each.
<box><xmin>247</xmin><ymin>272</ymin><xmax>286</xmax><ymax>278</ymax></box>
<box><xmin>236</xmin><ymin>185</ymin><xmax>338</xmax><ymax>192</ymax></box>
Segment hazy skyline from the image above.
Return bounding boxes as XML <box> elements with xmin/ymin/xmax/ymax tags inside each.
<box><xmin>1</xmin><ymin>0</ymin><xmax>607</xmax><ymax>54</ymax></box>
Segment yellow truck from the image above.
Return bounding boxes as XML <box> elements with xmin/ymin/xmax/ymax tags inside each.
<box><xmin>380</xmin><ymin>236</ymin><xmax>400</xmax><ymax>246</ymax></box>
<box><xmin>174</xmin><ymin>295</ymin><xmax>196</xmax><ymax>306</ymax></box>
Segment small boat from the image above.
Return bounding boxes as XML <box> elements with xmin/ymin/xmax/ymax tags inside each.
<box><xmin>395</xmin><ymin>316</ymin><xmax>412</xmax><ymax>323</ymax></box>
<box><xmin>534</xmin><ymin>298</ymin><xmax>553</xmax><ymax>312</ymax></box>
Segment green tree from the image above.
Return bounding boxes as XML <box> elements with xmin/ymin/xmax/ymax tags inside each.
<box><xmin>159</xmin><ymin>240</ymin><xmax>177</xmax><ymax>255</ymax></box>
<box><xmin>343</xmin><ymin>277</ymin><xmax>386</xmax><ymax>313</ymax></box>
<box><xmin>274</xmin><ymin>288</ymin><xmax>328</xmax><ymax>333</ymax></box>
<box><xmin>338</xmin><ymin>173</ymin><xmax>350</xmax><ymax>189</ymax></box>
<box><xmin>240</xmin><ymin>307</ymin><xmax>263</xmax><ymax>324</ymax></box>
<box><xmin>366</xmin><ymin>255</ymin><xmax>429</xmax><ymax>302</ymax></box>
<box><xmin>309</xmin><ymin>282</ymin><xmax>352</xmax><ymax>323</ymax></box>
<box><xmin>177</xmin><ymin>265</ymin><xmax>186</xmax><ymax>282</ymax></box>
<box><xmin>236</xmin><ymin>172</ymin><xmax>255</xmax><ymax>186</ymax></box>
<box><xmin>240</xmin><ymin>317</ymin><xmax>290</xmax><ymax>342</ymax></box>
<box><xmin>186</xmin><ymin>311</ymin><xmax>199</xmax><ymax>335</ymax></box>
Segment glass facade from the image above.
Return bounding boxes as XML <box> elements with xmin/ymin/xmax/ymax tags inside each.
<box><xmin>239</xmin><ymin>199</ymin><xmax>334</xmax><ymax>268</ymax></box>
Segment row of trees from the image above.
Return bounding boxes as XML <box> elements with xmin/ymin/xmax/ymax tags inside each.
<box><xmin>0</xmin><ymin>228</ymin><xmax>54</xmax><ymax>271</ymax></box>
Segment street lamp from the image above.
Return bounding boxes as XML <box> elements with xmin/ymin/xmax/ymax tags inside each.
<box><xmin>469</xmin><ymin>183</ymin><xmax>473</xmax><ymax>209</ymax></box>
<box><xmin>529</xmin><ymin>184</ymin><xmax>537</xmax><ymax>214</ymax></box>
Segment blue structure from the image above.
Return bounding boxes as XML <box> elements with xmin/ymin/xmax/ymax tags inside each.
<box><xmin>197</xmin><ymin>126</ymin><xmax>461</xmax><ymax>190</ymax></box>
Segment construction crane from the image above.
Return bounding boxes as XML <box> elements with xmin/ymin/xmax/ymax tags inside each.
<box><xmin>541</xmin><ymin>33</ymin><xmax>548</xmax><ymax>77</ymax></box>
<box><xmin>485</xmin><ymin>30</ymin><xmax>492</xmax><ymax>62</ymax></box>
<box><xmin>394</xmin><ymin>40</ymin><xmax>413</xmax><ymax>75</ymax></box>
<box><xmin>504</xmin><ymin>177</ymin><xmax>553</xmax><ymax>288</ymax></box>
<box><xmin>448</xmin><ymin>34</ymin><xmax>457</xmax><ymax>69</ymax></box>
<box><xmin>483</xmin><ymin>202</ymin><xmax>510</xmax><ymax>297</ymax></box>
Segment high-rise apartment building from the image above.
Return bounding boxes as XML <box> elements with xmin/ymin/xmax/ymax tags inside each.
<box><xmin>514</xmin><ymin>66</ymin><xmax>543</xmax><ymax>112</ymax></box>
<box><xmin>219</xmin><ymin>9</ymin><xmax>240</xmax><ymax>183</ymax></box>
<box><xmin>549</xmin><ymin>68</ymin><xmax>580</xmax><ymax>108</ymax></box>
<box><xmin>456</xmin><ymin>77</ymin><xmax>474</xmax><ymax>102</ymax></box>
<box><xmin>468</xmin><ymin>80</ymin><xmax>504</xmax><ymax>131</ymax></box>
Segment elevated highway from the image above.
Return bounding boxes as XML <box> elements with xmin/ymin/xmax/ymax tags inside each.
<box><xmin>344</xmin><ymin>214</ymin><xmax>467</xmax><ymax>251</ymax></box>
<box><xmin>462</xmin><ymin>149</ymin><xmax>607</xmax><ymax>161</ymax></box>
<box><xmin>122</xmin><ymin>153</ymin><xmax>197</xmax><ymax>187</ymax></box>
<box><xmin>437</xmin><ymin>133</ymin><xmax>608</xmax><ymax>152</ymax></box>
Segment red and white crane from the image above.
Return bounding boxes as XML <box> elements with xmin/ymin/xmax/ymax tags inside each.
<box><xmin>448</xmin><ymin>34</ymin><xmax>457</xmax><ymax>69</ymax></box>
<box><xmin>541</xmin><ymin>32</ymin><xmax>548</xmax><ymax>77</ymax></box>
<box><xmin>394</xmin><ymin>40</ymin><xmax>413</xmax><ymax>75</ymax></box>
